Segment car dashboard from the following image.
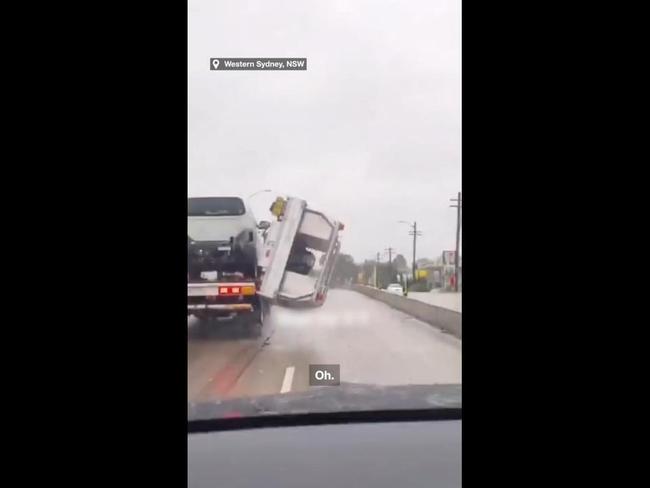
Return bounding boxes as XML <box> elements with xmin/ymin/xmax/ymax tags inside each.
<box><xmin>188</xmin><ymin>419</ymin><xmax>461</xmax><ymax>488</ymax></box>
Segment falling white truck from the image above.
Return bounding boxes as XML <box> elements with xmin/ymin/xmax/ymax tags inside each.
<box><xmin>258</xmin><ymin>196</ymin><xmax>343</xmax><ymax>307</ymax></box>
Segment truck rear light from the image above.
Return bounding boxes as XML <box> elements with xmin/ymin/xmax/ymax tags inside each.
<box><xmin>241</xmin><ymin>286</ymin><xmax>256</xmax><ymax>296</ymax></box>
<box><xmin>216</xmin><ymin>285</ymin><xmax>256</xmax><ymax>296</ymax></box>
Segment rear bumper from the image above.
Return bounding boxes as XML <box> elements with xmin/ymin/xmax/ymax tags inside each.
<box><xmin>187</xmin><ymin>281</ymin><xmax>259</xmax><ymax>316</ymax></box>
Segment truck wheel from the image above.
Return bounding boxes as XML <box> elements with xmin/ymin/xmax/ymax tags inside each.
<box><xmin>243</xmin><ymin>300</ymin><xmax>267</xmax><ymax>338</ymax></box>
<box><xmin>193</xmin><ymin>316</ymin><xmax>212</xmax><ymax>338</ymax></box>
<box><xmin>246</xmin><ymin>320</ymin><xmax>262</xmax><ymax>338</ymax></box>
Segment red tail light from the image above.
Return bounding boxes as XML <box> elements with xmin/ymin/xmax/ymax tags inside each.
<box><xmin>218</xmin><ymin>285</ymin><xmax>256</xmax><ymax>296</ymax></box>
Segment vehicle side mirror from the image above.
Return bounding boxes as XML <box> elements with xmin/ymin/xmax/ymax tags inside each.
<box><xmin>258</xmin><ymin>221</ymin><xmax>271</xmax><ymax>230</ymax></box>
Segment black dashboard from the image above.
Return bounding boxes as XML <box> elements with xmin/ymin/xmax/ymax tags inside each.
<box><xmin>188</xmin><ymin>419</ymin><xmax>461</xmax><ymax>488</ymax></box>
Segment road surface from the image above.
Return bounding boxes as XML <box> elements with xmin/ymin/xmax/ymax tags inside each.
<box><xmin>188</xmin><ymin>289</ymin><xmax>461</xmax><ymax>403</ymax></box>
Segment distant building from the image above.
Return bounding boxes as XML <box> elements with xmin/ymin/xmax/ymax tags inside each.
<box><xmin>419</xmin><ymin>253</ymin><xmax>462</xmax><ymax>290</ymax></box>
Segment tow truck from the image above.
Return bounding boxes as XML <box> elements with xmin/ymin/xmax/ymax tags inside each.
<box><xmin>188</xmin><ymin>195</ymin><xmax>343</xmax><ymax>336</ymax></box>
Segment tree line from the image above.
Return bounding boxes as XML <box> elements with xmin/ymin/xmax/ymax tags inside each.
<box><xmin>329</xmin><ymin>253</ymin><xmax>411</xmax><ymax>289</ymax></box>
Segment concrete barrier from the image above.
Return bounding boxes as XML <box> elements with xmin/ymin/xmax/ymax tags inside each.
<box><xmin>351</xmin><ymin>285</ymin><xmax>462</xmax><ymax>339</ymax></box>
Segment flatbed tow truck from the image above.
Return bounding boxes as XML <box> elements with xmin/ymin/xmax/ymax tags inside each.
<box><xmin>188</xmin><ymin>195</ymin><xmax>343</xmax><ymax>336</ymax></box>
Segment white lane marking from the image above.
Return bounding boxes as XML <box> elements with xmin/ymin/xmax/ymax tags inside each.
<box><xmin>280</xmin><ymin>366</ymin><xmax>295</xmax><ymax>393</ymax></box>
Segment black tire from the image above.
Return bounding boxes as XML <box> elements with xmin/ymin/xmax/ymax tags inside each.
<box><xmin>243</xmin><ymin>299</ymin><xmax>267</xmax><ymax>338</ymax></box>
<box><xmin>245</xmin><ymin>320</ymin><xmax>262</xmax><ymax>338</ymax></box>
<box><xmin>193</xmin><ymin>316</ymin><xmax>213</xmax><ymax>339</ymax></box>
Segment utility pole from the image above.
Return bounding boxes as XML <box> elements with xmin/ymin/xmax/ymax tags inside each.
<box><xmin>374</xmin><ymin>252</ymin><xmax>380</xmax><ymax>288</ymax></box>
<box><xmin>385</xmin><ymin>247</ymin><xmax>394</xmax><ymax>265</ymax></box>
<box><xmin>408</xmin><ymin>222</ymin><xmax>422</xmax><ymax>280</ymax></box>
<box><xmin>398</xmin><ymin>220</ymin><xmax>422</xmax><ymax>281</ymax></box>
<box><xmin>398</xmin><ymin>220</ymin><xmax>422</xmax><ymax>283</ymax></box>
<box><xmin>450</xmin><ymin>192</ymin><xmax>462</xmax><ymax>292</ymax></box>
<box><xmin>385</xmin><ymin>246</ymin><xmax>395</xmax><ymax>284</ymax></box>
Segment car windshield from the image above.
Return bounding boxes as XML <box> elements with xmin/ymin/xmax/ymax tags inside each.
<box><xmin>188</xmin><ymin>0</ymin><xmax>461</xmax><ymax>420</ymax></box>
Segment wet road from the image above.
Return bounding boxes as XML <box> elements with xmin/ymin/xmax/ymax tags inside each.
<box><xmin>188</xmin><ymin>289</ymin><xmax>461</xmax><ymax>402</ymax></box>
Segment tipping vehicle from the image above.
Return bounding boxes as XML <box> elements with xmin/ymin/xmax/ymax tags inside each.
<box><xmin>258</xmin><ymin>196</ymin><xmax>343</xmax><ymax>307</ymax></box>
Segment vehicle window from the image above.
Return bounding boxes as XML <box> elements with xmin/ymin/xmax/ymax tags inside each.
<box><xmin>188</xmin><ymin>197</ymin><xmax>245</xmax><ymax>216</ymax></box>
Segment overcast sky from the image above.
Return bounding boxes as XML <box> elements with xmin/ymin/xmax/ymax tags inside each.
<box><xmin>189</xmin><ymin>0</ymin><xmax>461</xmax><ymax>264</ymax></box>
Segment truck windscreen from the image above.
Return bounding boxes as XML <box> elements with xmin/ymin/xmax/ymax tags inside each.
<box><xmin>188</xmin><ymin>197</ymin><xmax>245</xmax><ymax>216</ymax></box>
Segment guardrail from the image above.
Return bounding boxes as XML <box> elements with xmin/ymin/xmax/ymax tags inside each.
<box><xmin>351</xmin><ymin>285</ymin><xmax>462</xmax><ymax>339</ymax></box>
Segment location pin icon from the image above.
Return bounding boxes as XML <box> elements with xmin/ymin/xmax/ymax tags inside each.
<box><xmin>212</xmin><ymin>59</ymin><xmax>220</xmax><ymax>69</ymax></box>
